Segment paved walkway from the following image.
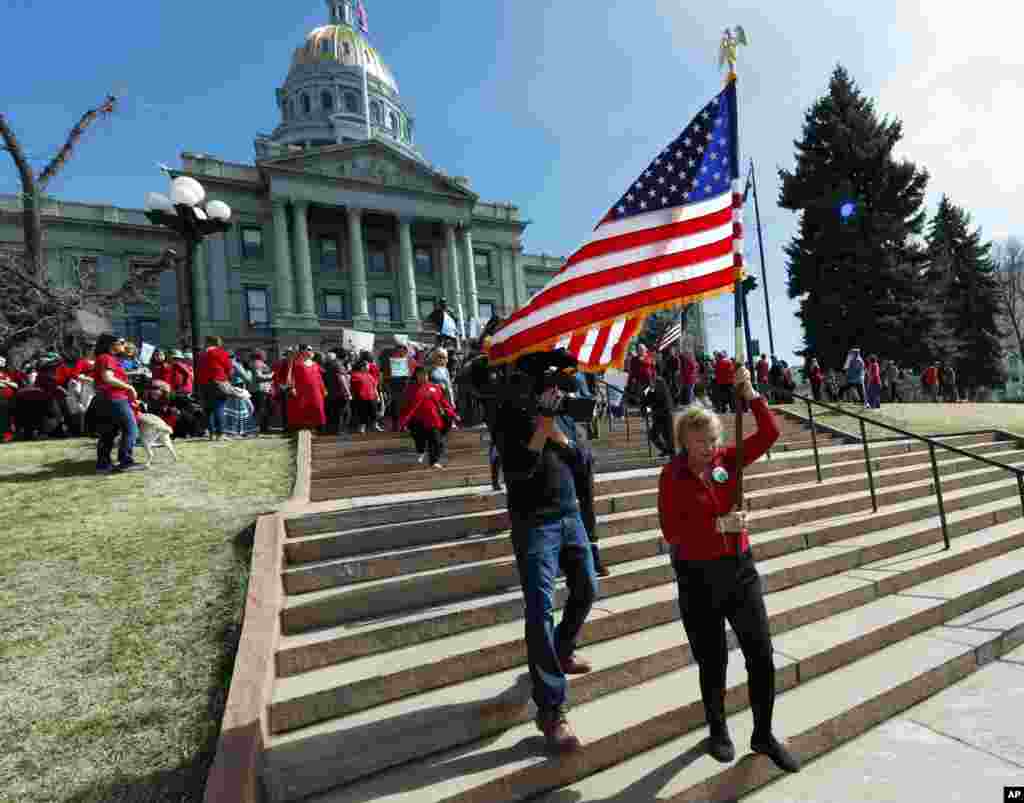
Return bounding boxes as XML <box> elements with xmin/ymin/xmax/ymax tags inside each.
<box><xmin>746</xmin><ymin>643</ymin><xmax>1024</xmax><ymax>802</ymax></box>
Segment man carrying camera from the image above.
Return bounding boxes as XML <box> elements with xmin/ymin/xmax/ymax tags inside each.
<box><xmin>494</xmin><ymin>356</ymin><xmax>601</xmax><ymax>754</ymax></box>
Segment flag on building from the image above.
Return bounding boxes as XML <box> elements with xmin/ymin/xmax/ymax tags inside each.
<box><xmin>487</xmin><ymin>80</ymin><xmax>743</xmax><ymax>371</ymax></box>
<box><xmin>656</xmin><ymin>320</ymin><xmax>682</xmax><ymax>352</ymax></box>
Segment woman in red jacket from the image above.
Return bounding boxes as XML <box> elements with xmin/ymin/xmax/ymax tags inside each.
<box><xmin>398</xmin><ymin>366</ymin><xmax>459</xmax><ymax>468</ymax></box>
<box><xmin>808</xmin><ymin>358</ymin><xmax>824</xmax><ymax>402</ymax></box>
<box><xmin>657</xmin><ymin>366</ymin><xmax>800</xmax><ymax>774</ymax></box>
<box><xmin>195</xmin><ymin>336</ymin><xmax>233</xmax><ymax>440</ymax></box>
<box><xmin>349</xmin><ymin>359</ymin><xmax>380</xmax><ymax>434</ymax></box>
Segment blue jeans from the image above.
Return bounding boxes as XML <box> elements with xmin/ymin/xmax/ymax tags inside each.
<box><xmin>201</xmin><ymin>384</ymin><xmax>228</xmax><ymax>435</ymax></box>
<box><xmin>510</xmin><ymin>512</ymin><xmax>599</xmax><ymax>712</ymax></box>
<box><xmin>680</xmin><ymin>384</ymin><xmax>696</xmax><ymax>406</ymax></box>
<box><xmin>96</xmin><ymin>398</ymin><xmax>139</xmax><ymax>468</ymax></box>
<box><xmin>866</xmin><ymin>382</ymin><xmax>882</xmax><ymax>409</ymax></box>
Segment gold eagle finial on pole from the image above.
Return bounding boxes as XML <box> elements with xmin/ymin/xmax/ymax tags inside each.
<box><xmin>719</xmin><ymin>26</ymin><xmax>748</xmax><ymax>81</ymax></box>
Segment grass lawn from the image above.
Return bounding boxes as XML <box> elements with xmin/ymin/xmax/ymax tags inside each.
<box><xmin>0</xmin><ymin>435</ymin><xmax>295</xmax><ymax>803</ymax></box>
<box><xmin>780</xmin><ymin>402</ymin><xmax>1024</xmax><ymax>441</ymax></box>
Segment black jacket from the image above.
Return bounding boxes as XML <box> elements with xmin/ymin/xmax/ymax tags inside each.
<box><xmin>494</xmin><ymin>403</ymin><xmax>597</xmax><ymax>539</ymax></box>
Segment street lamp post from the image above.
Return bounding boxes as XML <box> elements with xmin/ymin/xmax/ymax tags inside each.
<box><xmin>143</xmin><ymin>176</ymin><xmax>232</xmax><ymax>351</ymax></box>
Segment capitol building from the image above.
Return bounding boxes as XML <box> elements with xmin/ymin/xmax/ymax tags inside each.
<box><xmin>0</xmin><ymin>0</ymin><xmax>572</xmax><ymax>353</ymax></box>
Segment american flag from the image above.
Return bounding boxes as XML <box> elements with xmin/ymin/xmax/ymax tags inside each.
<box><xmin>656</xmin><ymin>321</ymin><xmax>683</xmax><ymax>352</ymax></box>
<box><xmin>488</xmin><ymin>80</ymin><xmax>743</xmax><ymax>371</ymax></box>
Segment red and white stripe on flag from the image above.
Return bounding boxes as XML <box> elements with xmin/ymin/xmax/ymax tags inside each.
<box><xmin>487</xmin><ymin>80</ymin><xmax>744</xmax><ymax>372</ymax></box>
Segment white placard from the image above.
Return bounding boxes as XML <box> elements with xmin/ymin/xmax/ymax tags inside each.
<box><xmin>389</xmin><ymin>357</ymin><xmax>410</xmax><ymax>378</ymax></box>
<box><xmin>139</xmin><ymin>342</ymin><xmax>156</xmax><ymax>365</ymax></box>
<box><xmin>603</xmin><ymin>368</ymin><xmax>628</xmax><ymax>392</ymax></box>
<box><xmin>341</xmin><ymin>328</ymin><xmax>375</xmax><ymax>354</ymax></box>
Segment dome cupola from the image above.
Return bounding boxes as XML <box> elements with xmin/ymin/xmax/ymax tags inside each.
<box><xmin>256</xmin><ymin>0</ymin><xmax>422</xmax><ymax>161</ymax></box>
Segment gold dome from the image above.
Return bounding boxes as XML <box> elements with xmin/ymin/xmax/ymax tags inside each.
<box><xmin>292</xmin><ymin>25</ymin><xmax>399</xmax><ymax>94</ymax></box>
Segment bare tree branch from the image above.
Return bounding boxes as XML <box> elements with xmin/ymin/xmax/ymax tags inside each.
<box><xmin>995</xmin><ymin>238</ymin><xmax>1024</xmax><ymax>362</ymax></box>
<box><xmin>37</xmin><ymin>95</ymin><xmax>116</xmax><ymax>190</ymax></box>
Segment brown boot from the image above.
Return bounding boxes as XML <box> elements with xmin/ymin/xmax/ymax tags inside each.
<box><xmin>559</xmin><ymin>653</ymin><xmax>593</xmax><ymax>675</ymax></box>
<box><xmin>536</xmin><ymin>706</ymin><xmax>581</xmax><ymax>753</ymax></box>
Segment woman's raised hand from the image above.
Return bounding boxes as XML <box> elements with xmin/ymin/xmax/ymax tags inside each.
<box><xmin>734</xmin><ymin>366</ymin><xmax>755</xmax><ymax>401</ymax></box>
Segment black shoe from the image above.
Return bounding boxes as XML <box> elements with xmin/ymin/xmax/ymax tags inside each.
<box><xmin>751</xmin><ymin>734</ymin><xmax>801</xmax><ymax>773</ymax></box>
<box><xmin>708</xmin><ymin>724</ymin><xmax>735</xmax><ymax>763</ymax></box>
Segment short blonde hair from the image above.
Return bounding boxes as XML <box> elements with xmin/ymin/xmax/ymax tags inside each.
<box><xmin>432</xmin><ymin>348</ymin><xmax>448</xmax><ymax>365</ymax></box>
<box><xmin>674</xmin><ymin>404</ymin><xmax>722</xmax><ymax>452</ymax></box>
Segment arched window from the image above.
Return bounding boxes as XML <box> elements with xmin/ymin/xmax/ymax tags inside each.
<box><xmin>322</xmin><ymin>90</ymin><xmax>334</xmax><ymax>111</ymax></box>
<box><xmin>301</xmin><ymin>93</ymin><xmax>311</xmax><ymax>115</ymax></box>
<box><xmin>389</xmin><ymin>111</ymin><xmax>398</xmax><ymax>131</ymax></box>
<box><xmin>344</xmin><ymin>92</ymin><xmax>359</xmax><ymax>113</ymax></box>
<box><xmin>370</xmin><ymin>101</ymin><xmax>382</xmax><ymax>125</ymax></box>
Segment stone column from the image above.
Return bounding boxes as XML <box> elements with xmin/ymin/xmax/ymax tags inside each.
<box><xmin>271</xmin><ymin>200</ymin><xmax>294</xmax><ymax>315</ymax></box>
<box><xmin>347</xmin><ymin>206</ymin><xmax>370</xmax><ymax>324</ymax></box>
<box><xmin>398</xmin><ymin>216</ymin><xmax>419</xmax><ymax>328</ymax></box>
<box><xmin>292</xmin><ymin>200</ymin><xmax>316</xmax><ymax>316</ymax></box>
<box><xmin>499</xmin><ymin>247</ymin><xmax>516</xmax><ymax>314</ymax></box>
<box><xmin>512</xmin><ymin>246</ymin><xmax>526</xmax><ymax>308</ymax></box>
<box><xmin>460</xmin><ymin>225</ymin><xmax>479</xmax><ymax>324</ymax></box>
<box><xmin>444</xmin><ymin>222</ymin><xmax>465</xmax><ymax>335</ymax></box>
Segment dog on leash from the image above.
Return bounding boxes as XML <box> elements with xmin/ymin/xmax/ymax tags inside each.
<box><xmin>137</xmin><ymin>413</ymin><xmax>178</xmax><ymax>465</ymax></box>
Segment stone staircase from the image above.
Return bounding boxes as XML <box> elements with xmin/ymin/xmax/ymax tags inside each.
<box><xmin>260</xmin><ymin>412</ymin><xmax>1024</xmax><ymax>802</ymax></box>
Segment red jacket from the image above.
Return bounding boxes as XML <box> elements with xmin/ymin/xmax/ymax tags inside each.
<box><xmin>714</xmin><ymin>357</ymin><xmax>736</xmax><ymax>385</ymax></box>
<box><xmin>56</xmin><ymin>359</ymin><xmax>91</xmax><ymax>388</ymax></box>
<box><xmin>679</xmin><ymin>354</ymin><xmax>699</xmax><ymax>385</ymax></box>
<box><xmin>658</xmin><ymin>397</ymin><xmax>779</xmax><ymax>561</ymax></box>
<box><xmin>867</xmin><ymin>361</ymin><xmax>881</xmax><ymax>385</ymax></box>
<box><xmin>196</xmin><ymin>347</ymin><xmax>232</xmax><ymax>385</ymax></box>
<box><xmin>809</xmin><ymin>365</ymin><xmax>824</xmax><ymax>384</ymax></box>
<box><xmin>151</xmin><ymin>361</ymin><xmax>174</xmax><ymax>385</ymax></box>
<box><xmin>350</xmin><ymin>370</ymin><xmax>379</xmax><ymax>401</ymax></box>
<box><xmin>398</xmin><ymin>382</ymin><xmax>457</xmax><ymax>431</ymax></box>
<box><xmin>171</xmin><ymin>360</ymin><xmax>194</xmax><ymax>395</ymax></box>
<box><xmin>756</xmin><ymin>358</ymin><xmax>770</xmax><ymax>384</ymax></box>
<box><xmin>924</xmin><ymin>366</ymin><xmax>938</xmax><ymax>387</ymax></box>
<box><xmin>629</xmin><ymin>353</ymin><xmax>656</xmax><ymax>387</ymax></box>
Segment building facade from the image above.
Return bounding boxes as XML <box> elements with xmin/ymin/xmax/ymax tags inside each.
<box><xmin>1</xmin><ymin>0</ymin><xmax>708</xmax><ymax>358</ymax></box>
<box><xmin>0</xmin><ymin>0</ymin><xmax>569</xmax><ymax>355</ymax></box>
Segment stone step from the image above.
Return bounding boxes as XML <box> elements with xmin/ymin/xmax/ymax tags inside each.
<box><xmin>269</xmin><ymin>513</ymin><xmax>1024</xmax><ymax>737</ymax></box>
<box><xmin>274</xmin><ymin>477</ymin><xmax>1024</xmax><ymax>675</ymax></box>
<box><xmin>281</xmin><ymin>460</ymin><xmax>1024</xmax><ymax>621</ymax></box>
<box><xmin>263</xmin><ymin>546</ymin><xmax>1024</xmax><ymax>802</ymax></box>
<box><xmin>304</xmin><ymin>432</ymin><xmax>1010</xmax><ymax>517</ymax></box>
<box><xmin>283</xmin><ymin>449</ymin><xmax>1024</xmax><ymax>577</ymax></box>
<box><xmin>288</xmin><ymin>438</ymin><xmax>1014</xmax><ymax>537</ymax></box>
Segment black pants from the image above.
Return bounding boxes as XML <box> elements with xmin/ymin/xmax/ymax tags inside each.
<box><xmin>252</xmin><ymin>390</ymin><xmax>271</xmax><ymax>433</ymax></box>
<box><xmin>839</xmin><ymin>381</ymin><xmax>864</xmax><ymax>403</ymax></box>
<box><xmin>810</xmin><ymin>380</ymin><xmax>822</xmax><ymax>402</ymax></box>
<box><xmin>325</xmin><ymin>396</ymin><xmax>349</xmax><ymax>435</ymax></box>
<box><xmin>673</xmin><ymin>551</ymin><xmax>776</xmax><ymax>740</ymax></box>
<box><xmin>650</xmin><ymin>413</ymin><xmax>675</xmax><ymax>456</ymax></box>
<box><xmin>715</xmin><ymin>383</ymin><xmax>734</xmax><ymax>413</ymax></box>
<box><xmin>353</xmin><ymin>399</ymin><xmax>376</xmax><ymax>430</ymax></box>
<box><xmin>409</xmin><ymin>422</ymin><xmax>443</xmax><ymax>464</ymax></box>
<box><xmin>0</xmin><ymin>397</ymin><xmax>11</xmax><ymax>437</ymax></box>
<box><xmin>889</xmin><ymin>384</ymin><xmax>901</xmax><ymax>403</ymax></box>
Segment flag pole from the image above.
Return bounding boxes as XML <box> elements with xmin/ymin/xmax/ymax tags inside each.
<box><xmin>722</xmin><ymin>27</ymin><xmax>748</xmax><ymax>522</ymax></box>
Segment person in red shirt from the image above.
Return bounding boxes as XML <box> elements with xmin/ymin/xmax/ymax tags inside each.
<box><xmin>627</xmin><ymin>344</ymin><xmax>656</xmax><ymax>396</ymax></box>
<box><xmin>168</xmin><ymin>350</ymin><xmax>194</xmax><ymax>396</ymax></box>
<box><xmin>808</xmin><ymin>358</ymin><xmax>824</xmax><ymax>402</ymax></box>
<box><xmin>150</xmin><ymin>350</ymin><xmax>174</xmax><ymax>385</ymax></box>
<box><xmin>657</xmin><ymin>365</ymin><xmax>799</xmax><ymax>774</ymax></box>
<box><xmin>285</xmin><ymin>345</ymin><xmax>328</xmax><ymax>432</ymax></box>
<box><xmin>349</xmin><ymin>358</ymin><xmax>380</xmax><ymax>433</ymax></box>
<box><xmin>923</xmin><ymin>363</ymin><xmax>940</xmax><ymax>403</ymax></box>
<box><xmin>195</xmin><ymin>336</ymin><xmax>233</xmax><ymax>440</ymax></box>
<box><xmin>755</xmin><ymin>354</ymin><xmax>770</xmax><ymax>388</ymax></box>
<box><xmin>0</xmin><ymin>356</ymin><xmax>17</xmax><ymax>442</ymax></box>
<box><xmin>865</xmin><ymin>354</ymin><xmax>883</xmax><ymax>409</ymax></box>
<box><xmin>92</xmin><ymin>334</ymin><xmax>144</xmax><ymax>472</ymax></box>
<box><xmin>713</xmin><ymin>352</ymin><xmax>737</xmax><ymax>413</ymax></box>
<box><xmin>398</xmin><ymin>366</ymin><xmax>459</xmax><ymax>468</ymax></box>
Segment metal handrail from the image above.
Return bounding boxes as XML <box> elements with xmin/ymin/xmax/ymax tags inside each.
<box><xmin>787</xmin><ymin>388</ymin><xmax>1024</xmax><ymax>550</ymax></box>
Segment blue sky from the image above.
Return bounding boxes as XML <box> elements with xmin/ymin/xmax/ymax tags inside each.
<box><xmin>2</xmin><ymin>0</ymin><xmax>1013</xmax><ymax>367</ymax></box>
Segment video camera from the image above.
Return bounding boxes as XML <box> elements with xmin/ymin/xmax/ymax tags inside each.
<box><xmin>465</xmin><ymin>349</ymin><xmax>598</xmax><ymax>421</ymax></box>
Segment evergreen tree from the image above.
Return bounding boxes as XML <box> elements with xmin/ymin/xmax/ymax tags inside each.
<box><xmin>925</xmin><ymin>196</ymin><xmax>1005</xmax><ymax>392</ymax></box>
<box><xmin>778</xmin><ymin>65</ymin><xmax>930</xmax><ymax>372</ymax></box>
